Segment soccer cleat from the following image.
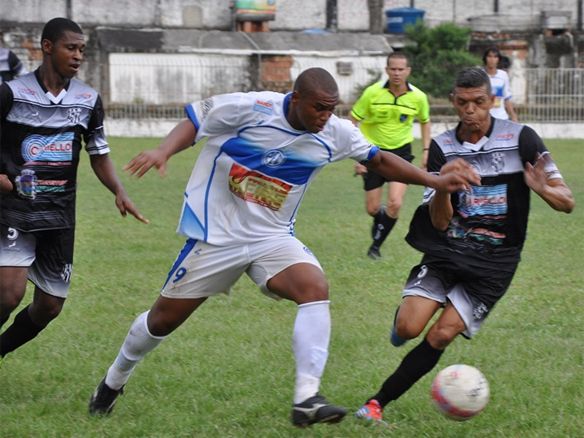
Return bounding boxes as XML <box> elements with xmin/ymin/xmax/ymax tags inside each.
<box><xmin>389</xmin><ymin>306</ymin><xmax>407</xmax><ymax>347</ymax></box>
<box><xmin>367</xmin><ymin>245</ymin><xmax>382</xmax><ymax>260</ymax></box>
<box><xmin>355</xmin><ymin>399</ymin><xmax>384</xmax><ymax>422</ymax></box>
<box><xmin>88</xmin><ymin>377</ymin><xmax>124</xmax><ymax>416</ymax></box>
<box><xmin>291</xmin><ymin>394</ymin><xmax>347</xmax><ymax>427</ymax></box>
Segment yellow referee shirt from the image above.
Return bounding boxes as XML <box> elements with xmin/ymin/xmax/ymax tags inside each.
<box><xmin>351</xmin><ymin>81</ymin><xmax>430</xmax><ymax>150</ymax></box>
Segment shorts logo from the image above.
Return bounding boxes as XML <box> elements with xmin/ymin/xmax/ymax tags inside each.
<box><xmin>399</xmin><ymin>114</ymin><xmax>408</xmax><ymax>122</ymax></box>
<box><xmin>61</xmin><ymin>264</ymin><xmax>73</xmax><ymax>283</ymax></box>
<box><xmin>262</xmin><ymin>149</ymin><xmax>286</xmax><ymax>167</ymax></box>
<box><xmin>472</xmin><ymin>302</ymin><xmax>489</xmax><ymax>321</ymax></box>
<box><xmin>303</xmin><ymin>246</ymin><xmax>314</xmax><ymax>256</ymax></box>
<box><xmin>21</xmin><ymin>133</ymin><xmax>74</xmax><ymax>162</ymax></box>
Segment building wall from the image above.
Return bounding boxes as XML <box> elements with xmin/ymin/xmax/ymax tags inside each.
<box><xmin>1</xmin><ymin>0</ymin><xmax>581</xmax><ymax>32</ymax></box>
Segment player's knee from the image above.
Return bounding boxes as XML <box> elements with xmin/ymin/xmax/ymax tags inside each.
<box><xmin>427</xmin><ymin>324</ymin><xmax>463</xmax><ymax>349</ymax></box>
<box><xmin>30</xmin><ymin>299</ymin><xmax>64</xmax><ymax>326</ymax></box>
<box><xmin>0</xmin><ymin>291</ymin><xmax>25</xmax><ymax>314</ymax></box>
<box><xmin>386</xmin><ymin>199</ymin><xmax>402</xmax><ymax>216</ymax></box>
<box><xmin>395</xmin><ymin>318</ymin><xmax>424</xmax><ymax>339</ymax></box>
<box><xmin>366</xmin><ymin>205</ymin><xmax>379</xmax><ymax>216</ymax></box>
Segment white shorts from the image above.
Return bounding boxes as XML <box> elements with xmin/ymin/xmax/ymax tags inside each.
<box><xmin>161</xmin><ymin>236</ymin><xmax>322</xmax><ymax>300</ymax></box>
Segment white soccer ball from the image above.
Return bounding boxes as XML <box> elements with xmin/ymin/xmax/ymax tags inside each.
<box><xmin>431</xmin><ymin>364</ymin><xmax>490</xmax><ymax>421</ymax></box>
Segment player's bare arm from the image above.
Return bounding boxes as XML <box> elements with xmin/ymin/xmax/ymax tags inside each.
<box><xmin>524</xmin><ymin>154</ymin><xmax>574</xmax><ymax>213</ymax></box>
<box><xmin>367</xmin><ymin>152</ymin><xmax>479</xmax><ymax>192</ymax></box>
<box><xmin>125</xmin><ymin>119</ymin><xmax>197</xmax><ymax>178</ymax></box>
<box><xmin>0</xmin><ymin>174</ymin><xmax>13</xmax><ymax>193</ymax></box>
<box><xmin>90</xmin><ymin>154</ymin><xmax>149</xmax><ymax>224</ymax></box>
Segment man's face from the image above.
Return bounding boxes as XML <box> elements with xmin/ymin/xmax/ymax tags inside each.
<box><xmin>45</xmin><ymin>30</ymin><xmax>85</xmax><ymax>79</ymax></box>
<box><xmin>386</xmin><ymin>57</ymin><xmax>410</xmax><ymax>87</ymax></box>
<box><xmin>290</xmin><ymin>88</ymin><xmax>339</xmax><ymax>133</ymax></box>
<box><xmin>451</xmin><ymin>85</ymin><xmax>494</xmax><ymax>130</ymax></box>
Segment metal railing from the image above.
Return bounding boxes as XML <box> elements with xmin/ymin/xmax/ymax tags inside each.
<box><xmin>104</xmin><ymin>55</ymin><xmax>584</xmax><ymax>123</ymax></box>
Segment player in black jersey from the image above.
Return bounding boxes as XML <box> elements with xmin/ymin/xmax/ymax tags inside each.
<box><xmin>0</xmin><ymin>18</ymin><xmax>147</xmax><ymax>361</ymax></box>
<box><xmin>355</xmin><ymin>67</ymin><xmax>575</xmax><ymax>423</ymax></box>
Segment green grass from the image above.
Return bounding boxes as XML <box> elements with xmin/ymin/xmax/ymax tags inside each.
<box><xmin>1</xmin><ymin>138</ymin><xmax>582</xmax><ymax>437</ymax></box>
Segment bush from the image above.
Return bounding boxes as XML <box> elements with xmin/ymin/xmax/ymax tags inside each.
<box><xmin>403</xmin><ymin>22</ymin><xmax>480</xmax><ymax>98</ymax></box>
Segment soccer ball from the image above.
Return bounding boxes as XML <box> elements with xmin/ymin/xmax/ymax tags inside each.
<box><xmin>431</xmin><ymin>364</ymin><xmax>489</xmax><ymax>421</ymax></box>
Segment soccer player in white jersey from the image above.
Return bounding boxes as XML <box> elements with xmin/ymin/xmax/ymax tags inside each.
<box><xmin>483</xmin><ymin>46</ymin><xmax>518</xmax><ymax>121</ymax></box>
<box><xmin>0</xmin><ymin>19</ymin><xmax>147</xmax><ymax>362</ymax></box>
<box><xmin>88</xmin><ymin>67</ymin><xmax>479</xmax><ymax>427</ymax></box>
<box><xmin>355</xmin><ymin>67</ymin><xmax>574</xmax><ymax>423</ymax></box>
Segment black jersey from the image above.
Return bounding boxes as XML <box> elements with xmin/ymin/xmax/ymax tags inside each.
<box><xmin>406</xmin><ymin>118</ymin><xmax>561</xmax><ymax>271</ymax></box>
<box><xmin>0</xmin><ymin>70</ymin><xmax>110</xmax><ymax>231</ymax></box>
<box><xmin>0</xmin><ymin>48</ymin><xmax>25</xmax><ymax>84</ymax></box>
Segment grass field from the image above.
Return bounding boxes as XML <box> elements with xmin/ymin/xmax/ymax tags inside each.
<box><xmin>1</xmin><ymin>138</ymin><xmax>582</xmax><ymax>437</ymax></box>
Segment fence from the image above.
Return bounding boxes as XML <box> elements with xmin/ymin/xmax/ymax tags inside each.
<box><xmin>104</xmin><ymin>54</ymin><xmax>584</xmax><ymax>123</ymax></box>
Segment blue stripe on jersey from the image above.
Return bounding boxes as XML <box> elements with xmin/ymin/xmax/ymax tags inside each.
<box><xmin>177</xmin><ymin>200</ymin><xmax>206</xmax><ymax>241</ymax></box>
<box><xmin>162</xmin><ymin>238</ymin><xmax>197</xmax><ymax>289</ymax></box>
<box><xmin>221</xmin><ymin>136</ymin><xmax>320</xmax><ymax>185</ymax></box>
<box><xmin>185</xmin><ymin>104</ymin><xmax>200</xmax><ymax>131</ymax></box>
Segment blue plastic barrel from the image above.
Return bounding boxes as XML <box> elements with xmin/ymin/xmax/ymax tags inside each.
<box><xmin>385</xmin><ymin>7</ymin><xmax>425</xmax><ymax>33</ymax></box>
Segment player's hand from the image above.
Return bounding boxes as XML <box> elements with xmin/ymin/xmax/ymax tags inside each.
<box><xmin>354</xmin><ymin>162</ymin><xmax>367</xmax><ymax>176</ymax></box>
<box><xmin>0</xmin><ymin>174</ymin><xmax>13</xmax><ymax>193</ymax></box>
<box><xmin>436</xmin><ymin>158</ymin><xmax>481</xmax><ymax>192</ymax></box>
<box><xmin>524</xmin><ymin>153</ymin><xmax>549</xmax><ymax>193</ymax></box>
<box><xmin>125</xmin><ymin>149</ymin><xmax>168</xmax><ymax>178</ymax></box>
<box><xmin>115</xmin><ymin>192</ymin><xmax>149</xmax><ymax>224</ymax></box>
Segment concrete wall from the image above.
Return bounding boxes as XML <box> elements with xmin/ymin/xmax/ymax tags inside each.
<box><xmin>1</xmin><ymin>0</ymin><xmax>581</xmax><ymax>32</ymax></box>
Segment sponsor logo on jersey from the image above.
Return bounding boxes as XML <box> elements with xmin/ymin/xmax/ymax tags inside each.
<box><xmin>229</xmin><ymin>162</ymin><xmax>291</xmax><ymax>211</ymax></box>
<box><xmin>262</xmin><ymin>149</ymin><xmax>286</xmax><ymax>167</ymax></box>
<box><xmin>253</xmin><ymin>99</ymin><xmax>273</xmax><ymax>115</ymax></box>
<box><xmin>458</xmin><ymin>184</ymin><xmax>508</xmax><ymax>217</ymax></box>
<box><xmin>18</xmin><ymin>87</ymin><xmax>37</xmax><ymax>96</ymax></box>
<box><xmin>200</xmin><ymin>98</ymin><xmax>214</xmax><ymax>118</ymax></box>
<box><xmin>495</xmin><ymin>133</ymin><xmax>513</xmax><ymax>141</ymax></box>
<box><xmin>75</xmin><ymin>92</ymin><xmax>93</xmax><ymax>100</ymax></box>
<box><xmin>21</xmin><ymin>133</ymin><xmax>74</xmax><ymax>162</ymax></box>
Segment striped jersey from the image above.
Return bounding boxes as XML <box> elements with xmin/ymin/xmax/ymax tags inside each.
<box><xmin>0</xmin><ymin>70</ymin><xmax>110</xmax><ymax>231</ymax></box>
<box><xmin>406</xmin><ymin>118</ymin><xmax>562</xmax><ymax>269</ymax></box>
<box><xmin>180</xmin><ymin>91</ymin><xmax>377</xmax><ymax>245</ymax></box>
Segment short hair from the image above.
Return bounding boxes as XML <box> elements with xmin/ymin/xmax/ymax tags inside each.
<box><xmin>482</xmin><ymin>46</ymin><xmax>501</xmax><ymax>64</ymax></box>
<box><xmin>454</xmin><ymin>67</ymin><xmax>492</xmax><ymax>95</ymax></box>
<box><xmin>387</xmin><ymin>51</ymin><xmax>409</xmax><ymax>67</ymax></box>
<box><xmin>293</xmin><ymin>67</ymin><xmax>338</xmax><ymax>96</ymax></box>
<box><xmin>41</xmin><ymin>18</ymin><xmax>83</xmax><ymax>44</ymax></box>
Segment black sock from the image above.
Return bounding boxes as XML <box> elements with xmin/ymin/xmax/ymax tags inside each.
<box><xmin>372</xmin><ymin>338</ymin><xmax>444</xmax><ymax>407</ymax></box>
<box><xmin>0</xmin><ymin>306</ymin><xmax>44</xmax><ymax>357</ymax></box>
<box><xmin>372</xmin><ymin>210</ymin><xmax>397</xmax><ymax>248</ymax></box>
<box><xmin>0</xmin><ymin>313</ymin><xmax>10</xmax><ymax>330</ymax></box>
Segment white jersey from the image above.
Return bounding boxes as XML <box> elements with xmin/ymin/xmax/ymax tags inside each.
<box><xmin>179</xmin><ymin>91</ymin><xmax>377</xmax><ymax>246</ymax></box>
<box><xmin>487</xmin><ymin>69</ymin><xmax>512</xmax><ymax>119</ymax></box>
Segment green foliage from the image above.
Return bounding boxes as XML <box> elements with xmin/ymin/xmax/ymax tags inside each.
<box><xmin>0</xmin><ymin>138</ymin><xmax>582</xmax><ymax>436</ymax></box>
<box><xmin>404</xmin><ymin>22</ymin><xmax>481</xmax><ymax>98</ymax></box>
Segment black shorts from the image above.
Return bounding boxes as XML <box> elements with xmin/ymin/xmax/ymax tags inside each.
<box><xmin>362</xmin><ymin>143</ymin><xmax>415</xmax><ymax>191</ymax></box>
<box><xmin>0</xmin><ymin>225</ymin><xmax>75</xmax><ymax>298</ymax></box>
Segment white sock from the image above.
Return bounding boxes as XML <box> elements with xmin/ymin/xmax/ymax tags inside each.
<box><xmin>292</xmin><ymin>300</ymin><xmax>331</xmax><ymax>404</ymax></box>
<box><xmin>105</xmin><ymin>311</ymin><xmax>165</xmax><ymax>390</ymax></box>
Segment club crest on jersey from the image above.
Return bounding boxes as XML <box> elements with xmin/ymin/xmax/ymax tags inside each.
<box><xmin>253</xmin><ymin>99</ymin><xmax>273</xmax><ymax>115</ymax></box>
<box><xmin>490</xmin><ymin>152</ymin><xmax>505</xmax><ymax>172</ymax></box>
<box><xmin>22</xmin><ymin>133</ymin><xmax>74</xmax><ymax>162</ymax></box>
<box><xmin>67</xmin><ymin>107</ymin><xmax>83</xmax><ymax>124</ymax></box>
<box><xmin>262</xmin><ymin>149</ymin><xmax>286</xmax><ymax>167</ymax></box>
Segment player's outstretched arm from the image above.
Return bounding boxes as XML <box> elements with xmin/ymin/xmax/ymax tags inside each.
<box><xmin>90</xmin><ymin>154</ymin><xmax>149</xmax><ymax>224</ymax></box>
<box><xmin>524</xmin><ymin>154</ymin><xmax>574</xmax><ymax>213</ymax></box>
<box><xmin>125</xmin><ymin>119</ymin><xmax>197</xmax><ymax>178</ymax></box>
<box><xmin>367</xmin><ymin>151</ymin><xmax>480</xmax><ymax>192</ymax></box>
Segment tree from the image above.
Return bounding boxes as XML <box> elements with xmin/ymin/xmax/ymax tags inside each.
<box><xmin>368</xmin><ymin>0</ymin><xmax>384</xmax><ymax>34</ymax></box>
<box><xmin>403</xmin><ymin>22</ymin><xmax>480</xmax><ymax>98</ymax></box>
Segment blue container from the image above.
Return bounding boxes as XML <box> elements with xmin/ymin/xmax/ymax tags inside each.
<box><xmin>385</xmin><ymin>7</ymin><xmax>425</xmax><ymax>33</ymax></box>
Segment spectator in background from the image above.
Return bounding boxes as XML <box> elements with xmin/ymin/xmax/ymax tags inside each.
<box><xmin>482</xmin><ymin>47</ymin><xmax>518</xmax><ymax>121</ymax></box>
